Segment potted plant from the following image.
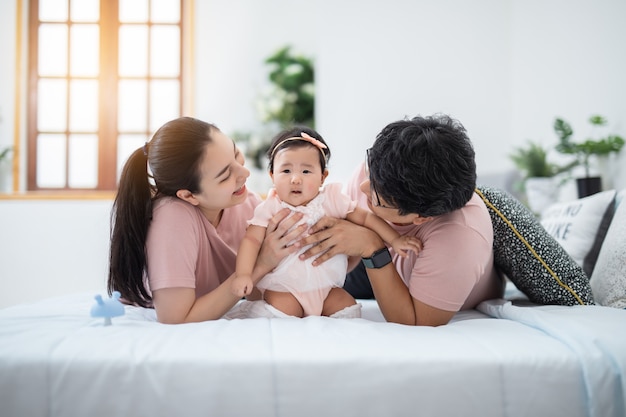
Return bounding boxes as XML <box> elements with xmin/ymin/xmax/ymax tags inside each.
<box><xmin>235</xmin><ymin>45</ymin><xmax>315</xmax><ymax>171</ymax></box>
<box><xmin>509</xmin><ymin>141</ymin><xmax>577</xmax><ymax>213</ymax></box>
<box><xmin>554</xmin><ymin>115</ymin><xmax>624</xmax><ymax>197</ymax></box>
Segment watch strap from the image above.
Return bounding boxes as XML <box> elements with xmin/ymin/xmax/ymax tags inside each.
<box><xmin>362</xmin><ymin>247</ymin><xmax>392</xmax><ymax>269</ymax></box>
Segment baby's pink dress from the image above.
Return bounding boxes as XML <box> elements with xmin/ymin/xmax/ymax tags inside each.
<box><xmin>249</xmin><ymin>183</ymin><xmax>357</xmax><ymax>316</ymax></box>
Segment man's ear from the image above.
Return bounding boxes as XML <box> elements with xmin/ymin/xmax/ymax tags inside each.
<box><xmin>176</xmin><ymin>189</ymin><xmax>199</xmax><ymax>206</ymax></box>
<box><xmin>412</xmin><ymin>216</ymin><xmax>433</xmax><ymax>226</ymax></box>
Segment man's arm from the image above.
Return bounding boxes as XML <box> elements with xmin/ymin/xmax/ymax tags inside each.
<box><xmin>365</xmin><ymin>262</ymin><xmax>455</xmax><ymax>326</ymax></box>
<box><xmin>298</xmin><ymin>217</ymin><xmax>453</xmax><ymax>326</ymax></box>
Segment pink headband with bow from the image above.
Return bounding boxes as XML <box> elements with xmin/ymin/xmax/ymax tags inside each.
<box><xmin>270</xmin><ymin>132</ymin><xmax>328</xmax><ymax>161</ymax></box>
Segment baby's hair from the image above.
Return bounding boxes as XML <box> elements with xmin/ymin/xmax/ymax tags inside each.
<box><xmin>266</xmin><ymin>126</ymin><xmax>331</xmax><ymax>173</ymax></box>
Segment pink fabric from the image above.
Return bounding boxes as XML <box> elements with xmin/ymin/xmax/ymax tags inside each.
<box><xmin>249</xmin><ymin>183</ymin><xmax>356</xmax><ymax>229</ymax></box>
<box><xmin>345</xmin><ymin>163</ymin><xmax>503</xmax><ymax>312</ymax></box>
<box><xmin>293</xmin><ymin>288</ymin><xmax>331</xmax><ymax>317</ymax></box>
<box><xmin>249</xmin><ymin>183</ymin><xmax>358</xmax><ymax>316</ymax></box>
<box><xmin>146</xmin><ymin>193</ymin><xmax>261</xmax><ymax>298</ymax></box>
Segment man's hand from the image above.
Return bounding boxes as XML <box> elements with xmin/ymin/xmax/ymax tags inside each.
<box><xmin>298</xmin><ymin>216</ymin><xmax>385</xmax><ymax>266</ymax></box>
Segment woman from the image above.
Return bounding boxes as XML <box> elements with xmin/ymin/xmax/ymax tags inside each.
<box><xmin>108</xmin><ymin>117</ymin><xmax>306</xmax><ymax>324</ymax></box>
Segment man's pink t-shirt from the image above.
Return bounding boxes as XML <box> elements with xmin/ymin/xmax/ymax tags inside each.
<box><xmin>145</xmin><ymin>193</ymin><xmax>261</xmax><ymax>298</ymax></box>
<box><xmin>345</xmin><ymin>163</ymin><xmax>503</xmax><ymax>312</ymax></box>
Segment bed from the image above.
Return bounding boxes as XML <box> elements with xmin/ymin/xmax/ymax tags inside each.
<box><xmin>2</xmin><ymin>187</ymin><xmax>625</xmax><ymax>417</ymax></box>
<box><xmin>0</xmin><ymin>287</ymin><xmax>625</xmax><ymax>417</ymax></box>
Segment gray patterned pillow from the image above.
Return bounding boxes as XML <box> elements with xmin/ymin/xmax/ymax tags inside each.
<box><xmin>476</xmin><ymin>186</ymin><xmax>594</xmax><ymax>306</ymax></box>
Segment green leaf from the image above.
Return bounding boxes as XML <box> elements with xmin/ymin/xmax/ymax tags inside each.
<box><xmin>554</xmin><ymin>115</ymin><xmax>624</xmax><ymax>176</ymax></box>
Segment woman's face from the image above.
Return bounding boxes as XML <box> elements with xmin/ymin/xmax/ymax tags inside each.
<box><xmin>270</xmin><ymin>145</ymin><xmax>327</xmax><ymax>207</ymax></box>
<box><xmin>186</xmin><ymin>129</ymin><xmax>250</xmax><ymax>220</ymax></box>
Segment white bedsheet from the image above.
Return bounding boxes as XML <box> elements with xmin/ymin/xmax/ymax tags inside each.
<box><xmin>1</xmin><ymin>293</ymin><xmax>625</xmax><ymax>417</ymax></box>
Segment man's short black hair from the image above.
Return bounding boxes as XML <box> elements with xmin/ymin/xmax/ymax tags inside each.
<box><xmin>368</xmin><ymin>114</ymin><xmax>476</xmax><ymax>217</ymax></box>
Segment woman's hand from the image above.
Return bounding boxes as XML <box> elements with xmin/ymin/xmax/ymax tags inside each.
<box><xmin>254</xmin><ymin>208</ymin><xmax>308</xmax><ymax>277</ymax></box>
<box><xmin>297</xmin><ymin>216</ymin><xmax>385</xmax><ymax>266</ymax></box>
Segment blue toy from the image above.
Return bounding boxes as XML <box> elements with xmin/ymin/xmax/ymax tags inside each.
<box><xmin>90</xmin><ymin>291</ymin><xmax>125</xmax><ymax>325</ymax></box>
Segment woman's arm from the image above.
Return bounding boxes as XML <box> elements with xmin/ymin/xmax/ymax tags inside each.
<box><xmin>153</xmin><ymin>209</ymin><xmax>307</xmax><ymax>324</ymax></box>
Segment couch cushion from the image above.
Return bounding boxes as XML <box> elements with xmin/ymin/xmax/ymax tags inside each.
<box><xmin>540</xmin><ymin>190</ymin><xmax>616</xmax><ymax>276</ymax></box>
<box><xmin>590</xmin><ymin>192</ymin><xmax>626</xmax><ymax>308</ymax></box>
<box><xmin>476</xmin><ymin>186</ymin><xmax>594</xmax><ymax>306</ymax></box>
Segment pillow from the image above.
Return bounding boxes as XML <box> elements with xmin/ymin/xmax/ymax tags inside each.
<box><xmin>540</xmin><ymin>190</ymin><xmax>616</xmax><ymax>277</ymax></box>
<box><xmin>475</xmin><ymin>186</ymin><xmax>594</xmax><ymax>306</ymax></box>
<box><xmin>590</xmin><ymin>194</ymin><xmax>626</xmax><ymax>308</ymax></box>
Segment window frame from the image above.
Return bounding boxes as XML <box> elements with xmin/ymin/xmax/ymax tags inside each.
<box><xmin>23</xmin><ymin>0</ymin><xmax>190</xmax><ymax>193</ymax></box>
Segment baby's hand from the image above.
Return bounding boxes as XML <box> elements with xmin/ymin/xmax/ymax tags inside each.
<box><xmin>232</xmin><ymin>274</ymin><xmax>254</xmax><ymax>298</ymax></box>
<box><xmin>390</xmin><ymin>235</ymin><xmax>423</xmax><ymax>258</ymax></box>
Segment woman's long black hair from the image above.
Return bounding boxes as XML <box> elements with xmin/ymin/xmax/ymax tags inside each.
<box><xmin>108</xmin><ymin>117</ymin><xmax>218</xmax><ymax>307</ymax></box>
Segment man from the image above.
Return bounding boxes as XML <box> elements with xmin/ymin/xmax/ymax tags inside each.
<box><xmin>299</xmin><ymin>114</ymin><xmax>504</xmax><ymax>326</ymax></box>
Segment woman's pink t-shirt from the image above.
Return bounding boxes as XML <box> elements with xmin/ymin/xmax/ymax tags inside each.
<box><xmin>145</xmin><ymin>193</ymin><xmax>261</xmax><ymax>298</ymax></box>
<box><xmin>345</xmin><ymin>163</ymin><xmax>503</xmax><ymax>312</ymax></box>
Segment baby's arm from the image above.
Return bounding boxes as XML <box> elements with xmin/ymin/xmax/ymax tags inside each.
<box><xmin>232</xmin><ymin>224</ymin><xmax>267</xmax><ymax>297</ymax></box>
<box><xmin>346</xmin><ymin>207</ymin><xmax>422</xmax><ymax>257</ymax></box>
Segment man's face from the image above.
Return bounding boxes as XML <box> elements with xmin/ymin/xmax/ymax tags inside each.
<box><xmin>359</xmin><ymin>175</ymin><xmax>421</xmax><ymax>226</ymax></box>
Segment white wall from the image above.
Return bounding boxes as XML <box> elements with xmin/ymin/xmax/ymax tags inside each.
<box><xmin>0</xmin><ymin>0</ymin><xmax>17</xmax><ymax>192</ymax></box>
<box><xmin>1</xmin><ymin>0</ymin><xmax>625</xmax><ymax>307</ymax></box>
<box><xmin>0</xmin><ymin>200</ymin><xmax>112</xmax><ymax>308</ymax></box>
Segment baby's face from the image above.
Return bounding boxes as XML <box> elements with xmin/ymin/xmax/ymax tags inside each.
<box><xmin>270</xmin><ymin>146</ymin><xmax>327</xmax><ymax>207</ymax></box>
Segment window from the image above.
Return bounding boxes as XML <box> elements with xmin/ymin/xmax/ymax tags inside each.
<box><xmin>27</xmin><ymin>0</ymin><xmax>184</xmax><ymax>191</ymax></box>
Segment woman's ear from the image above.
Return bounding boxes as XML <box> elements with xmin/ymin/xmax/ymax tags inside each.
<box><xmin>176</xmin><ymin>189</ymin><xmax>199</xmax><ymax>206</ymax></box>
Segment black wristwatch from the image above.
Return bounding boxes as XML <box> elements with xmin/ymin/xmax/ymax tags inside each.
<box><xmin>362</xmin><ymin>247</ymin><xmax>392</xmax><ymax>269</ymax></box>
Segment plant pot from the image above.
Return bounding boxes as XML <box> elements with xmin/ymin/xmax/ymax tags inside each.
<box><xmin>525</xmin><ymin>177</ymin><xmax>558</xmax><ymax>215</ymax></box>
<box><xmin>576</xmin><ymin>177</ymin><xmax>602</xmax><ymax>198</ymax></box>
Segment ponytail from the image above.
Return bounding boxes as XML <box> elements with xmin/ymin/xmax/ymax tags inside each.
<box><xmin>107</xmin><ymin>117</ymin><xmax>216</xmax><ymax>307</ymax></box>
<box><xmin>108</xmin><ymin>147</ymin><xmax>154</xmax><ymax>307</ymax></box>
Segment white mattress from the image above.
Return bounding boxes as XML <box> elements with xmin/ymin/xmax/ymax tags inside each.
<box><xmin>1</xmin><ymin>291</ymin><xmax>625</xmax><ymax>417</ymax></box>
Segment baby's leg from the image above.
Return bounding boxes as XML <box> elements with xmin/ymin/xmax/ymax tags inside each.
<box><xmin>263</xmin><ymin>290</ymin><xmax>304</xmax><ymax>318</ymax></box>
<box><xmin>322</xmin><ymin>287</ymin><xmax>357</xmax><ymax>316</ymax></box>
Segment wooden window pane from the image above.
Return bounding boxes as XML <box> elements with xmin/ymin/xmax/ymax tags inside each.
<box><xmin>68</xmin><ymin>134</ymin><xmax>98</xmax><ymax>188</ymax></box>
<box><xmin>151</xmin><ymin>0</ymin><xmax>180</xmax><ymax>23</ymax></box>
<box><xmin>70</xmin><ymin>24</ymin><xmax>99</xmax><ymax>76</ymax></box>
<box><xmin>119</xmin><ymin>25</ymin><xmax>148</xmax><ymax>76</ymax></box>
<box><xmin>39</xmin><ymin>24</ymin><xmax>68</xmax><ymax>76</ymax></box>
<box><xmin>28</xmin><ymin>0</ymin><xmax>184</xmax><ymax>191</ymax></box>
<box><xmin>150</xmin><ymin>25</ymin><xmax>179</xmax><ymax>77</ymax></box>
<box><xmin>38</xmin><ymin>79</ymin><xmax>67</xmax><ymax>132</ymax></box>
<box><xmin>37</xmin><ymin>134</ymin><xmax>67</xmax><ymax>187</ymax></box>
<box><xmin>150</xmin><ymin>80</ymin><xmax>179</xmax><ymax>132</ymax></box>
<box><xmin>119</xmin><ymin>0</ymin><xmax>149</xmax><ymax>23</ymax></box>
<box><xmin>70</xmin><ymin>0</ymin><xmax>99</xmax><ymax>22</ymax></box>
<box><xmin>118</xmin><ymin>79</ymin><xmax>147</xmax><ymax>132</ymax></box>
<box><xmin>69</xmin><ymin>80</ymin><xmax>98</xmax><ymax>132</ymax></box>
<box><xmin>39</xmin><ymin>0</ymin><xmax>68</xmax><ymax>22</ymax></box>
